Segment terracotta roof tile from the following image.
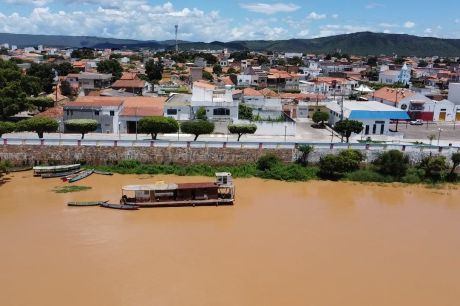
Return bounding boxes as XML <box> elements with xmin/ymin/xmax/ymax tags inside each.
<box><xmin>371</xmin><ymin>87</ymin><xmax>415</xmax><ymax>103</ymax></box>
<box><xmin>112</xmin><ymin>79</ymin><xmax>145</xmax><ymax>88</ymax></box>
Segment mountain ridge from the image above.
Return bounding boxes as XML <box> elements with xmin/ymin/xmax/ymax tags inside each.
<box><xmin>1</xmin><ymin>31</ymin><xmax>460</xmax><ymax>56</ymax></box>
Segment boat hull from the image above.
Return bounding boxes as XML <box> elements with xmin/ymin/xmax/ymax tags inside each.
<box><xmin>124</xmin><ymin>199</ymin><xmax>234</xmax><ymax>208</ymax></box>
<box><xmin>100</xmin><ymin>203</ymin><xmax>139</xmax><ymax>210</ymax></box>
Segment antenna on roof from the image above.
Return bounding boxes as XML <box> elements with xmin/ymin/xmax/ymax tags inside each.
<box><xmin>174</xmin><ymin>24</ymin><xmax>179</xmax><ymax>53</ymax></box>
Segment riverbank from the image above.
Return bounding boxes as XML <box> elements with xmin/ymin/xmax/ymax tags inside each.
<box><xmin>91</xmin><ymin>159</ymin><xmax>459</xmax><ymax>186</ymax></box>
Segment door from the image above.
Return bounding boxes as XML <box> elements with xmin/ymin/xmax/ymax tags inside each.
<box><xmin>456</xmin><ymin>112</ymin><xmax>460</xmax><ymax>121</ymax></box>
<box><xmin>365</xmin><ymin>125</ymin><xmax>370</xmax><ymax>135</ymax></box>
<box><xmin>439</xmin><ymin>112</ymin><xmax>446</xmax><ymax>121</ymax></box>
<box><xmin>372</xmin><ymin>124</ymin><xmax>377</xmax><ymax>134</ymax></box>
<box><xmin>380</xmin><ymin>124</ymin><xmax>385</xmax><ymax>135</ymax></box>
<box><xmin>127</xmin><ymin>121</ymin><xmax>137</xmax><ymax>134</ymax></box>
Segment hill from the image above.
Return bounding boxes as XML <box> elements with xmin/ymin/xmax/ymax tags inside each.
<box><xmin>1</xmin><ymin>32</ymin><xmax>460</xmax><ymax>56</ymax></box>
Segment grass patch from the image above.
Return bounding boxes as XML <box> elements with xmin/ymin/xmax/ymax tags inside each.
<box><xmin>343</xmin><ymin>169</ymin><xmax>393</xmax><ymax>183</ymax></box>
<box><xmin>53</xmin><ymin>186</ymin><xmax>92</xmax><ymax>193</ymax></box>
<box><xmin>92</xmin><ymin>160</ymin><xmax>319</xmax><ymax>182</ymax></box>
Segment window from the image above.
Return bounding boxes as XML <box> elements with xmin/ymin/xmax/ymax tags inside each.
<box><xmin>110</xmin><ymin>111</ymin><xmax>115</xmax><ymax>116</ymax></box>
<box><xmin>95</xmin><ymin>110</ymin><xmax>100</xmax><ymax>116</ymax></box>
<box><xmin>167</xmin><ymin>109</ymin><xmax>178</xmax><ymax>115</ymax></box>
<box><xmin>213</xmin><ymin>108</ymin><xmax>230</xmax><ymax>116</ymax></box>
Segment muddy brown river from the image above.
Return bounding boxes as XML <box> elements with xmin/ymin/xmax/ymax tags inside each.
<box><xmin>0</xmin><ymin>172</ymin><xmax>459</xmax><ymax>306</ymax></box>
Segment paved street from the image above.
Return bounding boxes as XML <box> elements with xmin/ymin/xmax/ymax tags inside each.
<box><xmin>390</xmin><ymin>122</ymin><xmax>460</xmax><ymax>144</ymax></box>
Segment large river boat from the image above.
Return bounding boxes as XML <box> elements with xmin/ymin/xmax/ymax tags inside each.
<box><xmin>121</xmin><ymin>173</ymin><xmax>235</xmax><ymax>208</ymax></box>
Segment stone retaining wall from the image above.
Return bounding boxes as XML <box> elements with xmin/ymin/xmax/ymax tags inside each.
<box><xmin>0</xmin><ymin>145</ymin><xmax>294</xmax><ymax>166</ymax></box>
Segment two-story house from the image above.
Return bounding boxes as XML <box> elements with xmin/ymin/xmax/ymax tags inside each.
<box><xmin>191</xmin><ymin>81</ymin><xmax>238</xmax><ymax>121</ymax></box>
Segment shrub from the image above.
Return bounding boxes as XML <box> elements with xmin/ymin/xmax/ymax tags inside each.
<box><xmin>401</xmin><ymin>168</ymin><xmax>425</xmax><ymax>184</ymax></box>
<box><xmin>0</xmin><ymin>121</ymin><xmax>16</xmax><ymax>137</ymax></box>
<box><xmin>195</xmin><ymin>107</ymin><xmax>207</xmax><ymax>120</ymax></box>
<box><xmin>373</xmin><ymin>150</ymin><xmax>410</xmax><ymax>178</ymax></box>
<box><xmin>260</xmin><ymin>164</ymin><xmax>318</xmax><ymax>181</ymax></box>
<box><xmin>343</xmin><ymin>169</ymin><xmax>391</xmax><ymax>182</ymax></box>
<box><xmin>16</xmin><ymin>117</ymin><xmax>59</xmax><ymax>139</ymax></box>
<box><xmin>228</xmin><ymin>123</ymin><xmax>257</xmax><ymax>141</ymax></box>
<box><xmin>138</xmin><ymin>116</ymin><xmax>179</xmax><ymax>140</ymax></box>
<box><xmin>319</xmin><ymin>149</ymin><xmax>363</xmax><ymax>179</ymax></box>
<box><xmin>180</xmin><ymin>120</ymin><xmax>215</xmax><ymax>141</ymax></box>
<box><xmin>256</xmin><ymin>153</ymin><xmax>281</xmax><ymax>171</ymax></box>
<box><xmin>64</xmin><ymin>119</ymin><xmax>98</xmax><ymax>139</ymax></box>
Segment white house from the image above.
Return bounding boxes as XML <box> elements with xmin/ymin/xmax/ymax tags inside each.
<box><xmin>327</xmin><ymin>100</ymin><xmax>410</xmax><ymax>136</ymax></box>
<box><xmin>191</xmin><ymin>81</ymin><xmax>238</xmax><ymax>121</ymax></box>
<box><xmin>242</xmin><ymin>88</ymin><xmax>283</xmax><ymax>119</ymax></box>
<box><xmin>164</xmin><ymin>94</ymin><xmax>192</xmax><ymax>121</ymax></box>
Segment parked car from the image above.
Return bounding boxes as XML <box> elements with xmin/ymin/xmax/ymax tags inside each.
<box><xmin>410</xmin><ymin>119</ymin><xmax>423</xmax><ymax>126</ymax></box>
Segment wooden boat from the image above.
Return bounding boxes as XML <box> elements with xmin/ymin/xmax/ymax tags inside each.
<box><xmin>68</xmin><ymin>169</ymin><xmax>94</xmax><ymax>183</ymax></box>
<box><xmin>67</xmin><ymin>201</ymin><xmax>108</xmax><ymax>207</ymax></box>
<box><xmin>42</xmin><ymin>170</ymin><xmax>81</xmax><ymax>179</ymax></box>
<box><xmin>100</xmin><ymin>203</ymin><xmax>139</xmax><ymax>210</ymax></box>
<box><xmin>33</xmin><ymin>164</ymin><xmax>80</xmax><ymax>176</ymax></box>
<box><xmin>94</xmin><ymin>170</ymin><xmax>113</xmax><ymax>176</ymax></box>
<box><xmin>120</xmin><ymin>173</ymin><xmax>235</xmax><ymax>208</ymax></box>
<box><xmin>7</xmin><ymin>166</ymin><xmax>33</xmax><ymax>173</ymax></box>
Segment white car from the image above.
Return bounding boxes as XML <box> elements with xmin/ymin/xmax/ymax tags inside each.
<box><xmin>410</xmin><ymin>119</ymin><xmax>423</xmax><ymax>126</ymax></box>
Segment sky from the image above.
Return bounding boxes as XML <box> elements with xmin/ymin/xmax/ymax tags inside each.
<box><xmin>1</xmin><ymin>0</ymin><xmax>459</xmax><ymax>42</ymax></box>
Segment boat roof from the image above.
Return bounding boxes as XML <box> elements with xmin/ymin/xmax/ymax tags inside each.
<box><xmin>123</xmin><ymin>183</ymin><xmax>178</xmax><ymax>191</ymax></box>
<box><xmin>215</xmin><ymin>172</ymin><xmax>231</xmax><ymax>176</ymax></box>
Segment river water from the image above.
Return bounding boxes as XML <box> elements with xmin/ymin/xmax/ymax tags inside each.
<box><xmin>0</xmin><ymin>172</ymin><xmax>459</xmax><ymax>306</ymax></box>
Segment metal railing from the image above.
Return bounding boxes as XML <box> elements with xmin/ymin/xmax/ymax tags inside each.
<box><xmin>1</xmin><ymin>137</ymin><xmax>459</xmax><ymax>153</ymax></box>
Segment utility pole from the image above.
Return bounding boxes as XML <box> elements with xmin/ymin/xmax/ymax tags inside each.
<box><xmin>174</xmin><ymin>25</ymin><xmax>179</xmax><ymax>53</ymax></box>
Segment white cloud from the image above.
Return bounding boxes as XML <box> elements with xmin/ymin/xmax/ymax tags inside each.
<box><xmin>306</xmin><ymin>12</ymin><xmax>326</xmax><ymax>20</ymax></box>
<box><xmin>366</xmin><ymin>2</ymin><xmax>384</xmax><ymax>9</ymax></box>
<box><xmin>403</xmin><ymin>21</ymin><xmax>415</xmax><ymax>28</ymax></box>
<box><xmin>331</xmin><ymin>14</ymin><xmax>339</xmax><ymax>19</ymax></box>
<box><xmin>240</xmin><ymin>2</ymin><xmax>300</xmax><ymax>14</ymax></box>
<box><xmin>0</xmin><ymin>3</ymin><xmax>295</xmax><ymax>41</ymax></box>
<box><xmin>424</xmin><ymin>28</ymin><xmax>432</xmax><ymax>34</ymax></box>
<box><xmin>3</xmin><ymin>0</ymin><xmax>51</xmax><ymax>5</ymax></box>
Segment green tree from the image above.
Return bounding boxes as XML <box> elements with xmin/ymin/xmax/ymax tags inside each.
<box><xmin>449</xmin><ymin>152</ymin><xmax>460</xmax><ymax>176</ymax></box>
<box><xmin>145</xmin><ymin>59</ymin><xmax>163</xmax><ymax>82</ymax></box>
<box><xmin>228</xmin><ymin>123</ymin><xmax>257</xmax><ymax>141</ymax></box>
<box><xmin>27</xmin><ymin>63</ymin><xmax>56</xmax><ymax>93</ymax></box>
<box><xmin>180</xmin><ymin>120</ymin><xmax>215</xmax><ymax>141</ymax></box>
<box><xmin>64</xmin><ymin>119</ymin><xmax>98</xmax><ymax>139</ymax></box>
<box><xmin>297</xmin><ymin>145</ymin><xmax>314</xmax><ymax>166</ymax></box>
<box><xmin>28</xmin><ymin>97</ymin><xmax>54</xmax><ymax>112</ymax></box>
<box><xmin>138</xmin><ymin>117</ymin><xmax>179</xmax><ymax>140</ymax></box>
<box><xmin>227</xmin><ymin>67</ymin><xmax>236</xmax><ymax>74</ymax></box>
<box><xmin>71</xmin><ymin>48</ymin><xmax>95</xmax><ymax>59</ymax></box>
<box><xmin>196</xmin><ymin>107</ymin><xmax>207</xmax><ymax>120</ymax></box>
<box><xmin>60</xmin><ymin>80</ymin><xmax>72</xmax><ymax>96</ymax></box>
<box><xmin>97</xmin><ymin>59</ymin><xmax>123</xmax><ymax>81</ymax></box>
<box><xmin>202</xmin><ymin>70</ymin><xmax>213</xmax><ymax>81</ymax></box>
<box><xmin>0</xmin><ymin>121</ymin><xmax>16</xmax><ymax>138</ymax></box>
<box><xmin>257</xmin><ymin>55</ymin><xmax>270</xmax><ymax>65</ymax></box>
<box><xmin>55</xmin><ymin>62</ymin><xmax>76</xmax><ymax>76</ymax></box>
<box><xmin>16</xmin><ymin>117</ymin><xmax>59</xmax><ymax>139</ymax></box>
<box><xmin>0</xmin><ymin>160</ymin><xmax>11</xmax><ymax>177</ymax></box>
<box><xmin>419</xmin><ymin>156</ymin><xmax>448</xmax><ymax>181</ymax></box>
<box><xmin>334</xmin><ymin>120</ymin><xmax>364</xmax><ymax>143</ymax></box>
<box><xmin>418</xmin><ymin>60</ymin><xmax>429</xmax><ymax>68</ymax></box>
<box><xmin>238</xmin><ymin>103</ymin><xmax>253</xmax><ymax>120</ymax></box>
<box><xmin>373</xmin><ymin>150</ymin><xmax>410</xmax><ymax>178</ymax></box>
<box><xmin>287</xmin><ymin>56</ymin><xmax>304</xmax><ymax>66</ymax></box>
<box><xmin>213</xmin><ymin>64</ymin><xmax>222</xmax><ymax>76</ymax></box>
<box><xmin>312</xmin><ymin>111</ymin><xmax>329</xmax><ymax>127</ymax></box>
